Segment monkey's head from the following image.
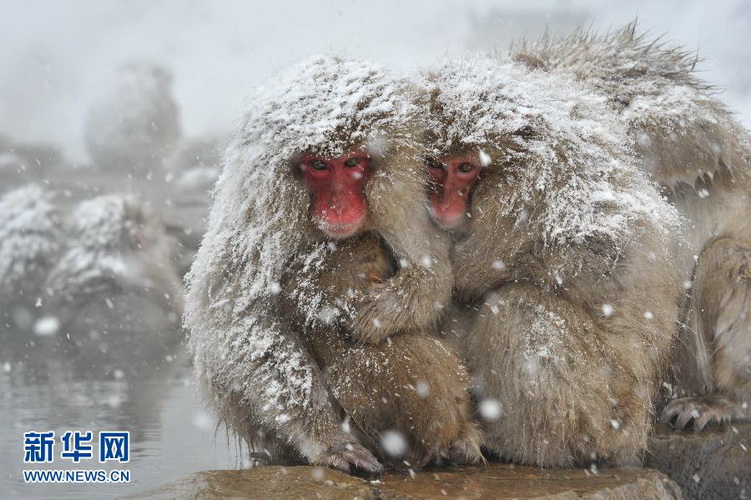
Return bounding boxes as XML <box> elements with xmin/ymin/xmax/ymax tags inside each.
<box><xmin>70</xmin><ymin>194</ymin><xmax>161</xmax><ymax>253</ymax></box>
<box><xmin>265</xmin><ymin>56</ymin><xmax>420</xmax><ymax>241</ymax></box>
<box><xmin>0</xmin><ymin>185</ymin><xmax>61</xmax><ymax>303</ymax></box>
<box><xmin>425</xmin><ymin>151</ymin><xmax>484</xmax><ymax>232</ymax></box>
<box><xmin>421</xmin><ymin>55</ymin><xmax>671</xmax><ymax>249</ymax></box>
<box><xmin>187</xmin><ymin>55</ymin><xmax>422</xmax><ymax>315</ymax></box>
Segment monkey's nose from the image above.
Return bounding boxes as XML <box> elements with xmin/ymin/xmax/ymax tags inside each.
<box><xmin>329</xmin><ymin>194</ymin><xmax>344</xmax><ymax>214</ymax></box>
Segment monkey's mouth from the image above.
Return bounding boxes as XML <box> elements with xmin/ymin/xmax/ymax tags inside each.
<box><xmin>430</xmin><ymin>201</ymin><xmax>467</xmax><ymax>230</ymax></box>
<box><xmin>317</xmin><ymin>215</ymin><xmax>366</xmax><ymax>238</ymax></box>
<box><xmin>313</xmin><ymin>193</ymin><xmax>368</xmax><ymax>238</ymax></box>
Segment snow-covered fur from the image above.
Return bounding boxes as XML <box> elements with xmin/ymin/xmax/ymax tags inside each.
<box><xmin>185</xmin><ymin>56</ymin><xmax>454</xmax><ymax>467</ymax></box>
<box><xmin>44</xmin><ymin>194</ymin><xmax>183</xmax><ymax>358</ymax></box>
<box><xmin>0</xmin><ymin>185</ymin><xmax>62</xmax><ymax>331</ymax></box>
<box><xmin>511</xmin><ymin>23</ymin><xmax>751</xmax><ymax>190</ymax></box>
<box><xmin>514</xmin><ymin>25</ymin><xmax>751</xmax><ymax>429</ymax></box>
<box><xmin>425</xmin><ymin>54</ymin><xmax>682</xmax><ymax>466</ymax></box>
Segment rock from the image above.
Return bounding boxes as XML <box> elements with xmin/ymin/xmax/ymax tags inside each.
<box><xmin>647</xmin><ymin>422</ymin><xmax>751</xmax><ymax>499</ymax></box>
<box><xmin>126</xmin><ymin>466</ymin><xmax>379</xmax><ymax>500</ymax></box>
<box><xmin>130</xmin><ymin>464</ymin><xmax>681</xmax><ymax>499</ymax></box>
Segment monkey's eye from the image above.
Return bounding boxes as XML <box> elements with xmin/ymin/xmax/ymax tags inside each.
<box><xmin>343</xmin><ymin>157</ymin><xmax>362</xmax><ymax>167</ymax></box>
<box><xmin>310</xmin><ymin>159</ymin><xmax>328</xmax><ymax>171</ymax></box>
<box><xmin>457</xmin><ymin>162</ymin><xmax>475</xmax><ymax>173</ymax></box>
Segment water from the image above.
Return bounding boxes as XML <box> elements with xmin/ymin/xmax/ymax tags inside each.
<box><xmin>0</xmin><ymin>333</ymin><xmax>239</xmax><ymax>499</ymax></box>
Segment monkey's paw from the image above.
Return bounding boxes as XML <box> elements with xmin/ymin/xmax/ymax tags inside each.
<box><xmin>449</xmin><ymin>426</ymin><xmax>485</xmax><ymax>466</ymax></box>
<box><xmin>313</xmin><ymin>441</ymin><xmax>384</xmax><ymax>476</ymax></box>
<box><xmin>348</xmin><ymin>291</ymin><xmax>404</xmax><ymax>344</ymax></box>
<box><xmin>660</xmin><ymin>395</ymin><xmax>749</xmax><ymax>431</ymax></box>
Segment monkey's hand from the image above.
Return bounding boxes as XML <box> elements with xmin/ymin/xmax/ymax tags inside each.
<box><xmin>452</xmin><ymin>237</ymin><xmax>510</xmax><ymax>304</ymax></box>
<box><xmin>449</xmin><ymin>423</ymin><xmax>485</xmax><ymax>466</ymax></box>
<box><xmin>347</xmin><ymin>267</ymin><xmax>451</xmax><ymax>344</ymax></box>
<box><xmin>312</xmin><ymin>439</ymin><xmax>383</xmax><ymax>476</ymax></box>
<box><xmin>660</xmin><ymin>395</ymin><xmax>750</xmax><ymax>431</ymax></box>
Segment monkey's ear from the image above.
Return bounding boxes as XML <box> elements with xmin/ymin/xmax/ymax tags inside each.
<box><xmin>288</xmin><ymin>152</ymin><xmax>307</xmax><ymax>177</ymax></box>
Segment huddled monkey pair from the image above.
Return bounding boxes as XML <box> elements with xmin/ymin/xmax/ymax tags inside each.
<box><xmin>185</xmin><ymin>25</ymin><xmax>751</xmax><ymax>473</ymax></box>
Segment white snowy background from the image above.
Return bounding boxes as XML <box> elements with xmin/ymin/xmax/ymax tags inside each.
<box><xmin>1</xmin><ymin>0</ymin><xmax>749</xmax><ymax>163</ymax></box>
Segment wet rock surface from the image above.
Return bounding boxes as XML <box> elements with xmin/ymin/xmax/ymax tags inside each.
<box><xmin>130</xmin><ymin>464</ymin><xmax>681</xmax><ymax>499</ymax></box>
<box><xmin>647</xmin><ymin>422</ymin><xmax>751</xmax><ymax>499</ymax></box>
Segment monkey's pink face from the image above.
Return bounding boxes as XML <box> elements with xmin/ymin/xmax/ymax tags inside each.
<box><xmin>299</xmin><ymin>152</ymin><xmax>373</xmax><ymax>238</ymax></box>
<box><xmin>427</xmin><ymin>154</ymin><xmax>483</xmax><ymax>230</ymax></box>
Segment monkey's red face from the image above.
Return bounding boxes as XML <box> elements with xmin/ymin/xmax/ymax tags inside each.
<box><xmin>427</xmin><ymin>154</ymin><xmax>483</xmax><ymax>230</ymax></box>
<box><xmin>300</xmin><ymin>152</ymin><xmax>373</xmax><ymax>238</ymax></box>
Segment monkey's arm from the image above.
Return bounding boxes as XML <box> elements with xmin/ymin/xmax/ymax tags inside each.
<box><xmin>349</xmin><ymin>166</ymin><xmax>454</xmax><ymax>344</ymax></box>
<box><xmin>194</xmin><ymin>306</ymin><xmax>382</xmax><ymax>474</ymax></box>
<box><xmin>451</xmin><ymin>230</ymin><xmax>517</xmax><ymax>303</ymax></box>
<box><xmin>662</xmin><ymin>238</ymin><xmax>751</xmax><ymax>430</ymax></box>
<box><xmin>452</xmin><ymin>212</ymin><xmax>625</xmax><ymax>305</ymax></box>
<box><xmin>450</xmin><ymin>201</ymin><xmax>547</xmax><ymax>303</ymax></box>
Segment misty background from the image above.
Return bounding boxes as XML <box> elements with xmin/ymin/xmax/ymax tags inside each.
<box><xmin>2</xmin><ymin>0</ymin><xmax>749</xmax><ymax>164</ymax></box>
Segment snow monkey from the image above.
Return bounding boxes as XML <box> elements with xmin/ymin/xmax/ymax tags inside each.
<box><xmin>0</xmin><ymin>185</ymin><xmax>62</xmax><ymax>333</ymax></box>
<box><xmin>43</xmin><ymin>194</ymin><xmax>183</xmax><ymax>370</ymax></box>
<box><xmin>422</xmin><ymin>55</ymin><xmax>682</xmax><ymax>467</ymax></box>
<box><xmin>185</xmin><ymin>56</ymin><xmax>458</xmax><ymax>473</ymax></box>
<box><xmin>511</xmin><ymin>24</ymin><xmax>751</xmax><ymax>430</ymax></box>
<box><xmin>279</xmin><ymin>233</ymin><xmax>482</xmax><ymax>469</ymax></box>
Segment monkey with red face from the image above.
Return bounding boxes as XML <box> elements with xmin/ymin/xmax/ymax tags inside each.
<box><xmin>422</xmin><ymin>56</ymin><xmax>682</xmax><ymax>467</ymax></box>
<box><xmin>185</xmin><ymin>56</ymin><xmax>477</xmax><ymax>473</ymax></box>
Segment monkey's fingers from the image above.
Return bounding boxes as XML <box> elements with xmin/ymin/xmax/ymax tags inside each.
<box><xmin>660</xmin><ymin>398</ymin><xmax>700</xmax><ymax>430</ymax></box>
<box><xmin>366</xmin><ymin>271</ymin><xmax>385</xmax><ymax>284</ymax></box>
<box><xmin>346</xmin><ymin>444</ymin><xmax>384</xmax><ymax>476</ymax></box>
<box><xmin>349</xmin><ymin>300</ymin><xmax>398</xmax><ymax>344</ymax></box>
<box><xmin>659</xmin><ymin>402</ymin><xmax>681</xmax><ymax>425</ymax></box>
<box><xmin>449</xmin><ymin>436</ymin><xmax>486</xmax><ymax>466</ymax></box>
<box><xmin>692</xmin><ymin>412</ymin><xmax>713</xmax><ymax>432</ymax></box>
<box><xmin>674</xmin><ymin>408</ymin><xmax>698</xmax><ymax>430</ymax></box>
<box><xmin>314</xmin><ymin>442</ymin><xmax>383</xmax><ymax>476</ymax></box>
<box><xmin>661</xmin><ymin>395</ymin><xmax>749</xmax><ymax>431</ymax></box>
